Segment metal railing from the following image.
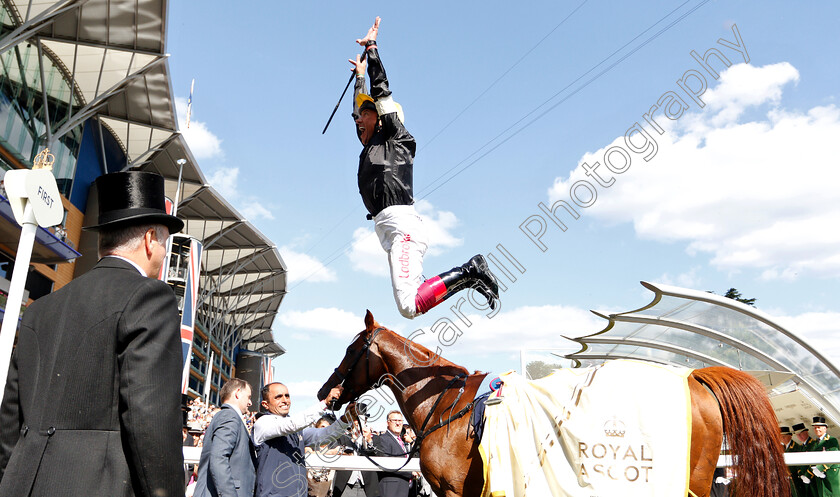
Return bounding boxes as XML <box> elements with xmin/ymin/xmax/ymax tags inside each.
<box><xmin>184</xmin><ymin>447</ymin><xmax>839</xmax><ymax>470</ymax></box>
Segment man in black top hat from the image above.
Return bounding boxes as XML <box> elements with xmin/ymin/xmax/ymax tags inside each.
<box><xmin>0</xmin><ymin>171</ymin><xmax>185</xmax><ymax>497</ymax></box>
<box><xmin>792</xmin><ymin>422</ymin><xmax>816</xmax><ymax>496</ymax></box>
<box><xmin>809</xmin><ymin>416</ymin><xmax>840</xmax><ymax>497</ymax></box>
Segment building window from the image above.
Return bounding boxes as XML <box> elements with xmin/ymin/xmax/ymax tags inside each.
<box><xmin>0</xmin><ymin>40</ymin><xmax>83</xmax><ymax>194</ymax></box>
<box><xmin>188</xmin><ymin>376</ymin><xmax>201</xmax><ymax>393</ymax></box>
<box><xmin>190</xmin><ymin>354</ymin><xmax>206</xmax><ymax>374</ymax></box>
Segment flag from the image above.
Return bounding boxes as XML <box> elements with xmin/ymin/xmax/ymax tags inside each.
<box><xmin>157</xmin><ymin>197</ymin><xmax>176</xmax><ymax>281</ymax></box>
<box><xmin>261</xmin><ymin>356</ymin><xmax>274</xmax><ymax>389</ymax></box>
<box><xmin>179</xmin><ymin>238</ymin><xmax>203</xmax><ymax>394</ymax></box>
<box><xmin>186</xmin><ymin>79</ymin><xmax>194</xmax><ymax>129</ymax></box>
<box><xmin>204</xmin><ymin>349</ymin><xmax>214</xmax><ymax>402</ymax></box>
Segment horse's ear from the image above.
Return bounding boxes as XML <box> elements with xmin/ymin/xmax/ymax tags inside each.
<box><xmin>364</xmin><ymin>309</ymin><xmax>377</xmax><ymax>330</ymax></box>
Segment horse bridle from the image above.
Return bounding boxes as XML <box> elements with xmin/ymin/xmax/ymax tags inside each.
<box><xmin>328</xmin><ymin>327</ymin><xmax>481</xmax><ymax>473</ymax></box>
<box><xmin>329</xmin><ymin>327</ymin><xmax>384</xmax><ymax>409</ymax></box>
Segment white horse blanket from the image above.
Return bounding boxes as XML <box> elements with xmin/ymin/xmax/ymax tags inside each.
<box><xmin>479</xmin><ymin>360</ymin><xmax>692</xmax><ymax>497</ymax></box>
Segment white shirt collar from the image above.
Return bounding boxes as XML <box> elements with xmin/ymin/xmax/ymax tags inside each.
<box><xmin>104</xmin><ymin>255</ymin><xmax>147</xmax><ymax>277</ymax></box>
<box><xmin>224</xmin><ymin>403</ymin><xmax>247</xmax><ymax>425</ymax></box>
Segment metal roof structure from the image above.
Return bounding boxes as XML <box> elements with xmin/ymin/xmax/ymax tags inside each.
<box><xmin>0</xmin><ymin>0</ymin><xmax>287</xmax><ymax>356</ymax></box>
<box><xmin>565</xmin><ymin>281</ymin><xmax>840</xmax><ymax>433</ymax></box>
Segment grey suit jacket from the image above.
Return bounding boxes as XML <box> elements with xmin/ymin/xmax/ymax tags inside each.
<box><xmin>0</xmin><ymin>257</ymin><xmax>184</xmax><ymax>497</ymax></box>
<box><xmin>194</xmin><ymin>405</ymin><xmax>257</xmax><ymax>497</ymax></box>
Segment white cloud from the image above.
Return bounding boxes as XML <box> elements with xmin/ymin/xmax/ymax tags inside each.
<box><xmin>775</xmin><ymin>311</ymin><xmax>840</xmax><ymax>368</ymax></box>
<box><xmin>206</xmin><ymin>167</ymin><xmax>239</xmax><ymax>200</ymax></box>
<box><xmin>656</xmin><ymin>267</ymin><xmax>703</xmax><ymax>289</ymax></box>
<box><xmin>407</xmin><ymin>304</ymin><xmax>604</xmax><ymax>356</ymax></box>
<box><xmin>277</xmin><ymin>307</ymin><xmax>365</xmax><ymax>339</ymax></box>
<box><xmin>279</xmin><ymin>246</ymin><xmax>337</xmax><ymax>284</ymax></box>
<box><xmin>174</xmin><ymin>97</ymin><xmax>223</xmax><ymax>160</ymax></box>
<box><xmin>414</xmin><ymin>200</ymin><xmax>464</xmax><ymax>256</ymax></box>
<box><xmin>206</xmin><ymin>166</ymin><xmax>275</xmax><ymax>221</ymax></box>
<box><xmin>174</xmin><ymin>98</ymin><xmax>275</xmax><ymax>222</ymax></box>
<box><xmin>348</xmin><ymin>201</ymin><xmax>464</xmax><ymax>276</ymax></box>
<box><xmin>348</xmin><ymin>227</ymin><xmax>389</xmax><ymax>277</ymax></box>
<box><xmin>703</xmin><ymin>62</ymin><xmax>799</xmax><ymax>125</ymax></box>
<box><xmin>548</xmin><ymin>62</ymin><xmax>840</xmax><ymax>280</ymax></box>
<box><xmin>240</xmin><ymin>204</ymin><xmax>275</xmax><ymax>220</ymax></box>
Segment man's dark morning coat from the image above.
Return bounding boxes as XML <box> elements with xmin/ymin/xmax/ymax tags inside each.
<box><xmin>0</xmin><ymin>257</ymin><xmax>184</xmax><ymax>497</ymax></box>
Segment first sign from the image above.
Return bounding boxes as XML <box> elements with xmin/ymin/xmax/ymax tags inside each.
<box><xmin>4</xmin><ymin>169</ymin><xmax>63</xmax><ymax>228</ymax></box>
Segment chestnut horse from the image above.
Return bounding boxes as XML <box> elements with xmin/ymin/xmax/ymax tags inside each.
<box><xmin>318</xmin><ymin>312</ymin><xmax>789</xmax><ymax>497</ymax></box>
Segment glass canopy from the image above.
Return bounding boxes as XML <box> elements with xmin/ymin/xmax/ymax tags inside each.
<box><xmin>563</xmin><ymin>281</ymin><xmax>840</xmax><ymax>429</ymax></box>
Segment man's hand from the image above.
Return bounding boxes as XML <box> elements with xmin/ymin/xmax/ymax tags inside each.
<box><xmin>348</xmin><ymin>54</ymin><xmax>367</xmax><ymax>76</ymax></box>
<box><xmin>324</xmin><ymin>387</ymin><xmax>342</xmax><ymax>406</ymax></box>
<box><xmin>356</xmin><ymin>16</ymin><xmax>380</xmax><ymax>46</ymax></box>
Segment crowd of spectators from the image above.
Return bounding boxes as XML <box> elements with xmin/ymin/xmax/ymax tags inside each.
<box><xmin>183</xmin><ymin>393</ymin><xmax>429</xmax><ymax>497</ymax></box>
<box><xmin>185</xmin><ymin>397</ymin><xmax>258</xmax><ymax>447</ymax></box>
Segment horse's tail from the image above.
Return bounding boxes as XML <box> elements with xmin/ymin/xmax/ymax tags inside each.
<box><xmin>692</xmin><ymin>367</ymin><xmax>790</xmax><ymax>497</ymax></box>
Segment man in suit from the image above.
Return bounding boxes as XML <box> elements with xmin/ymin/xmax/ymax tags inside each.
<box><xmin>333</xmin><ymin>417</ymin><xmax>380</xmax><ymax>497</ymax></box>
<box><xmin>809</xmin><ymin>416</ymin><xmax>840</xmax><ymax>497</ymax></box>
<box><xmin>373</xmin><ymin>411</ymin><xmax>411</xmax><ymax>497</ymax></box>
<box><xmin>252</xmin><ymin>382</ymin><xmax>351</xmax><ymax>497</ymax></box>
<box><xmin>194</xmin><ymin>378</ymin><xmax>256</xmax><ymax>497</ymax></box>
<box><xmin>791</xmin><ymin>422</ymin><xmax>816</xmax><ymax>496</ymax></box>
<box><xmin>0</xmin><ymin>171</ymin><xmax>185</xmax><ymax>497</ymax></box>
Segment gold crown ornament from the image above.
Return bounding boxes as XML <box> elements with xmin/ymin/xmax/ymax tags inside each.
<box><xmin>33</xmin><ymin>148</ymin><xmax>55</xmax><ymax>171</ymax></box>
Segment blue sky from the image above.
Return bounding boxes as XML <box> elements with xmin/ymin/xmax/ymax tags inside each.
<box><xmin>167</xmin><ymin>1</ymin><xmax>840</xmax><ymax>427</ymax></box>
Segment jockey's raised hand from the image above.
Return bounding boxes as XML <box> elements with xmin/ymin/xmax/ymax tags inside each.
<box><xmin>356</xmin><ymin>16</ymin><xmax>380</xmax><ymax>46</ymax></box>
<box><xmin>348</xmin><ymin>54</ymin><xmax>367</xmax><ymax>77</ymax></box>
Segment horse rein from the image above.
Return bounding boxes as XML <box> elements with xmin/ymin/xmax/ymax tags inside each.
<box><xmin>349</xmin><ymin>372</ymin><xmax>482</xmax><ymax>473</ymax></box>
<box><xmin>326</xmin><ymin>328</ymin><xmax>482</xmax><ymax>473</ymax></box>
<box><xmin>415</xmin><ymin>372</ymin><xmax>485</xmax><ymax>446</ymax></box>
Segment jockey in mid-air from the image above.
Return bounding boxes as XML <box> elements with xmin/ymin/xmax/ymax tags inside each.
<box><xmin>348</xmin><ymin>17</ymin><xmax>499</xmax><ymax>319</ymax></box>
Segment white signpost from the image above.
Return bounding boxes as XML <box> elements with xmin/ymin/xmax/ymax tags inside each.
<box><xmin>0</xmin><ymin>149</ymin><xmax>64</xmax><ymax>404</ymax></box>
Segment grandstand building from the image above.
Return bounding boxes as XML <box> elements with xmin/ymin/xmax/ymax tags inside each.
<box><xmin>0</xmin><ymin>0</ymin><xmax>285</xmax><ymax>406</ymax></box>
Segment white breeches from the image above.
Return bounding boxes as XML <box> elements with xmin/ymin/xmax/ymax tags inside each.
<box><xmin>374</xmin><ymin>205</ymin><xmax>428</xmax><ymax>319</ymax></box>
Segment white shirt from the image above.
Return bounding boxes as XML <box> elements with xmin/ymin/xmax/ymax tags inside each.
<box><xmin>222</xmin><ymin>403</ymin><xmax>247</xmax><ymax>428</ymax></box>
<box><xmin>104</xmin><ymin>255</ymin><xmax>147</xmax><ymax>277</ymax></box>
<box><xmin>253</xmin><ymin>400</ymin><xmax>346</xmax><ymax>446</ymax></box>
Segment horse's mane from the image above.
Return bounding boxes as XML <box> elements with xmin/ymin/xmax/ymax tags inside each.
<box><xmin>369</xmin><ymin>325</ymin><xmax>469</xmax><ymax>374</ymax></box>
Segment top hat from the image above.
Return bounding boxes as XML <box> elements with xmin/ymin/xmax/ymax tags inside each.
<box><xmin>813</xmin><ymin>416</ymin><xmax>828</xmax><ymax>427</ymax></box>
<box><xmin>780</xmin><ymin>426</ymin><xmax>792</xmax><ymax>436</ymax></box>
<box><xmin>84</xmin><ymin>171</ymin><xmax>183</xmax><ymax>233</ymax></box>
<box><xmin>793</xmin><ymin>422</ymin><xmax>808</xmax><ymax>433</ymax></box>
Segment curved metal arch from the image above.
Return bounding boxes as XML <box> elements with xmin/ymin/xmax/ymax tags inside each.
<box><xmin>569</xmin><ymin>338</ymin><xmax>729</xmax><ymax>368</ymax></box>
<box><xmin>604</xmin><ymin>314</ymin><xmax>793</xmax><ymax>373</ymax></box>
<box><xmin>641</xmin><ymin>281</ymin><xmax>840</xmax><ymax>380</ymax></box>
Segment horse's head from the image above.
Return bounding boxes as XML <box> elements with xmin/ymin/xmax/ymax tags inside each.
<box><xmin>317</xmin><ymin>310</ymin><xmax>389</xmax><ymax>409</ymax></box>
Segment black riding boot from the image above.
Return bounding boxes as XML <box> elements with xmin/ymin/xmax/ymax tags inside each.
<box><xmin>415</xmin><ymin>255</ymin><xmax>500</xmax><ymax>315</ymax></box>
